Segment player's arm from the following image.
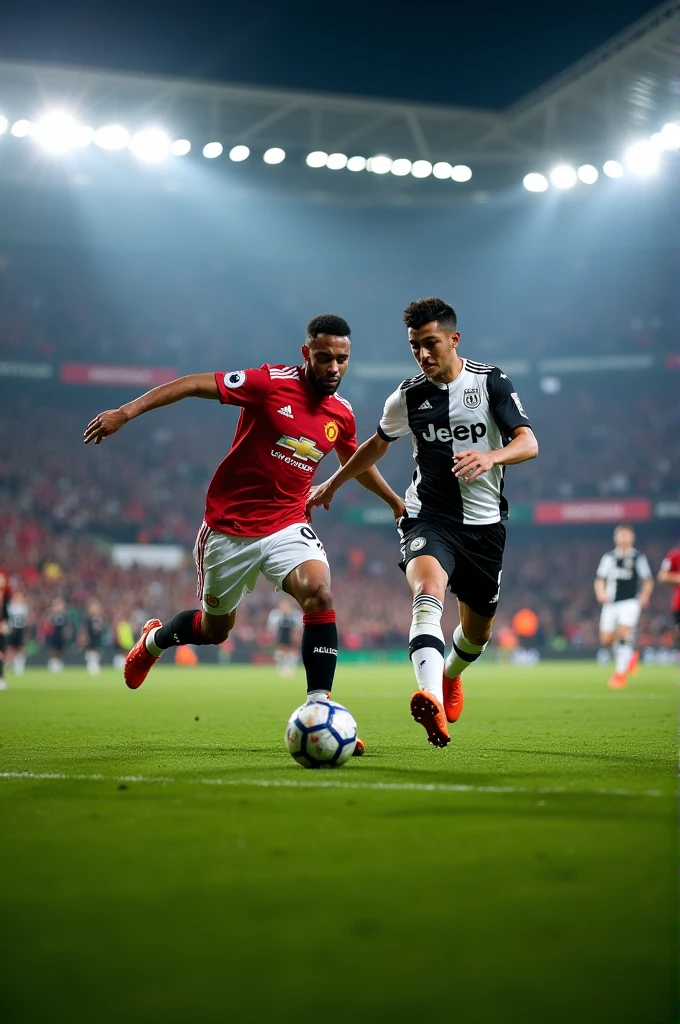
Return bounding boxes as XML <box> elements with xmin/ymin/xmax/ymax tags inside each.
<box><xmin>637</xmin><ymin>555</ymin><xmax>654</xmax><ymax>608</ymax></box>
<box><xmin>657</xmin><ymin>556</ymin><xmax>680</xmax><ymax>585</ymax></box>
<box><xmin>594</xmin><ymin>553</ymin><xmax>612</xmax><ymax>604</ymax></box>
<box><xmin>453</xmin><ymin>425</ymin><xmax>538</xmax><ymax>483</ymax></box>
<box><xmin>83</xmin><ymin>374</ymin><xmax>219</xmax><ymax>445</ymax></box>
<box><xmin>308</xmin><ymin>433</ymin><xmax>391</xmax><ymax>511</ymax></box>
<box><xmin>336</xmin><ymin>447</ymin><xmax>405</xmax><ymax>520</ymax></box>
<box><xmin>593</xmin><ymin>578</ymin><xmax>608</xmax><ymax>604</ymax></box>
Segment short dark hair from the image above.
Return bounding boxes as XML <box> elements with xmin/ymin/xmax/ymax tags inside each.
<box><xmin>402</xmin><ymin>297</ymin><xmax>457</xmax><ymax>332</ymax></box>
<box><xmin>306</xmin><ymin>313</ymin><xmax>351</xmax><ymax>341</ymax></box>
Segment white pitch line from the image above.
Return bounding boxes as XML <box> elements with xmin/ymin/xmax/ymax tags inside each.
<box><xmin>0</xmin><ymin>771</ymin><xmax>666</xmax><ymax>799</ymax></box>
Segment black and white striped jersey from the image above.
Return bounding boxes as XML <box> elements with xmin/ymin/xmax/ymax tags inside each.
<box><xmin>595</xmin><ymin>548</ymin><xmax>652</xmax><ymax>603</ymax></box>
<box><xmin>377</xmin><ymin>358</ymin><xmax>532</xmax><ymax>526</ymax></box>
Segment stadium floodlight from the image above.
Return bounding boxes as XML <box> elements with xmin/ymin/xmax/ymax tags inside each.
<box><xmin>202</xmin><ymin>142</ymin><xmax>223</xmax><ymax>159</ymax></box>
<box><xmin>523</xmin><ymin>172</ymin><xmax>549</xmax><ymax>192</ymax></box>
<box><xmin>577</xmin><ymin>164</ymin><xmax>598</xmax><ymax>184</ymax></box>
<box><xmin>603</xmin><ymin>159</ymin><xmax>623</xmax><ymax>179</ymax></box>
<box><xmin>433</xmin><ymin>161</ymin><xmax>452</xmax><ymax>179</ymax></box>
<box><xmin>625</xmin><ymin>141</ymin><xmax>659</xmax><ymax>175</ymax></box>
<box><xmin>33</xmin><ymin>112</ymin><xmax>85</xmax><ymax>153</ymax></box>
<box><xmin>229</xmin><ymin>145</ymin><xmax>250</xmax><ymax>162</ymax></box>
<box><xmin>451</xmin><ymin>164</ymin><xmax>472</xmax><ymax>182</ymax></box>
<box><xmin>129</xmin><ymin>129</ymin><xmax>171</xmax><ymax>162</ymax></box>
<box><xmin>660</xmin><ymin>122</ymin><xmax>680</xmax><ymax>150</ymax></box>
<box><xmin>263</xmin><ymin>147</ymin><xmax>285</xmax><ymax>164</ymax></box>
<box><xmin>411</xmin><ymin>160</ymin><xmax>432</xmax><ymax>178</ymax></box>
<box><xmin>346</xmin><ymin>156</ymin><xmax>367</xmax><ymax>172</ymax></box>
<box><xmin>326</xmin><ymin>152</ymin><xmax>348</xmax><ymax>170</ymax></box>
<box><xmin>170</xmin><ymin>139</ymin><xmax>191</xmax><ymax>156</ymax></box>
<box><xmin>94</xmin><ymin>125</ymin><xmax>130</xmax><ymax>150</ymax></box>
<box><xmin>0</xmin><ymin>115</ymin><xmax>8</xmax><ymax>135</ymax></box>
<box><xmin>390</xmin><ymin>158</ymin><xmax>412</xmax><ymax>176</ymax></box>
<box><xmin>550</xmin><ymin>164</ymin><xmax>577</xmax><ymax>189</ymax></box>
<box><xmin>11</xmin><ymin>119</ymin><xmax>32</xmax><ymax>138</ymax></box>
<box><xmin>367</xmin><ymin>155</ymin><xmax>392</xmax><ymax>174</ymax></box>
<box><xmin>306</xmin><ymin>151</ymin><xmax>328</xmax><ymax>168</ymax></box>
<box><xmin>74</xmin><ymin>126</ymin><xmax>95</xmax><ymax>147</ymax></box>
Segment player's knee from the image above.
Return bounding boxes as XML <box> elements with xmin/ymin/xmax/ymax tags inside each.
<box><xmin>299</xmin><ymin>584</ymin><xmax>333</xmax><ymax>614</ymax></box>
<box><xmin>467</xmin><ymin>626</ymin><xmax>492</xmax><ymax>646</ymax></box>
<box><xmin>412</xmin><ymin>580</ymin><xmax>446</xmax><ymax>604</ymax></box>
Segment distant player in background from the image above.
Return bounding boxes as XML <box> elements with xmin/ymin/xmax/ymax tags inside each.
<box><xmin>46</xmin><ymin>597</ymin><xmax>70</xmax><ymax>673</ymax></box>
<box><xmin>7</xmin><ymin>590</ymin><xmax>29</xmax><ymax>677</ymax></box>
<box><xmin>0</xmin><ymin>566</ymin><xmax>10</xmax><ymax>690</ymax></box>
<box><xmin>267</xmin><ymin>598</ymin><xmax>303</xmax><ymax>676</ymax></box>
<box><xmin>82</xmin><ymin>599</ymin><xmax>107</xmax><ymax>676</ymax></box>
<box><xmin>594</xmin><ymin>525</ymin><xmax>653</xmax><ymax>689</ymax></box>
<box><xmin>657</xmin><ymin>545</ymin><xmax>680</xmax><ymax>638</ymax></box>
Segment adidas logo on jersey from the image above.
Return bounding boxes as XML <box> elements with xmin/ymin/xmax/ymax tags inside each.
<box><xmin>418</xmin><ymin>400</ymin><xmax>432</xmax><ymax>410</ymax></box>
<box><xmin>277</xmin><ymin>405</ymin><xmax>293</xmax><ymax>418</ymax></box>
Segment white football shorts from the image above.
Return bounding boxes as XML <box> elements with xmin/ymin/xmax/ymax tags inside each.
<box><xmin>599</xmin><ymin>598</ymin><xmax>641</xmax><ymax>635</ymax></box>
<box><xmin>194</xmin><ymin>521</ymin><xmax>329</xmax><ymax>615</ymax></box>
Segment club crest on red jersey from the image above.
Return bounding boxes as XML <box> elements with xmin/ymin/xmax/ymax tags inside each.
<box><xmin>324</xmin><ymin>420</ymin><xmax>339</xmax><ymax>443</ymax></box>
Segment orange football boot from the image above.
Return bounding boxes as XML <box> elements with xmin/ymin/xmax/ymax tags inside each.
<box><xmin>352</xmin><ymin>738</ymin><xmax>365</xmax><ymax>757</ymax></box>
<box><xmin>628</xmin><ymin>650</ymin><xmax>640</xmax><ymax>676</ymax></box>
<box><xmin>608</xmin><ymin>672</ymin><xmax>628</xmax><ymax>689</ymax></box>
<box><xmin>124</xmin><ymin>618</ymin><xmax>163</xmax><ymax>690</ymax></box>
<box><xmin>410</xmin><ymin>690</ymin><xmax>450</xmax><ymax>747</ymax></box>
<box><xmin>443</xmin><ymin>672</ymin><xmax>464</xmax><ymax>723</ymax></box>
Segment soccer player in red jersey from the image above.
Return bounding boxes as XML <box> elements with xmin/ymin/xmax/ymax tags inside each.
<box><xmin>84</xmin><ymin>315</ymin><xmax>405</xmax><ymax>732</ymax></box>
<box><xmin>0</xmin><ymin>566</ymin><xmax>11</xmax><ymax>690</ymax></box>
<box><xmin>657</xmin><ymin>546</ymin><xmax>680</xmax><ymax>637</ymax></box>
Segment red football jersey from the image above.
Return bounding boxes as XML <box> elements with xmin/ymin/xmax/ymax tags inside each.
<box><xmin>0</xmin><ymin>567</ymin><xmax>11</xmax><ymax>618</ymax></box>
<box><xmin>205</xmin><ymin>364</ymin><xmax>357</xmax><ymax>537</ymax></box>
<box><xmin>660</xmin><ymin>548</ymin><xmax>680</xmax><ymax>612</ymax></box>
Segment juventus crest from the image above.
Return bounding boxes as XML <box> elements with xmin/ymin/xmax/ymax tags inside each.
<box><xmin>463</xmin><ymin>387</ymin><xmax>481</xmax><ymax>409</ymax></box>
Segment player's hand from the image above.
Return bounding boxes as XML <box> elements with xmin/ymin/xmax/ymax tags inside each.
<box><xmin>391</xmin><ymin>499</ymin><xmax>406</xmax><ymax>522</ymax></box>
<box><xmin>83</xmin><ymin>409</ymin><xmax>128</xmax><ymax>445</ymax></box>
<box><xmin>453</xmin><ymin>449</ymin><xmax>497</xmax><ymax>483</ymax></box>
<box><xmin>307</xmin><ymin>480</ymin><xmax>337</xmax><ymax>515</ymax></box>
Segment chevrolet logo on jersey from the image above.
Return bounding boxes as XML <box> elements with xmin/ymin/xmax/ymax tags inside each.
<box><xmin>277</xmin><ymin>435</ymin><xmax>325</xmax><ymax>462</ymax></box>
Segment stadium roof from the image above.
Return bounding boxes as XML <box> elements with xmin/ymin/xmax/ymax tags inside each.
<box><xmin>0</xmin><ymin>0</ymin><xmax>677</xmax><ymax>195</ymax></box>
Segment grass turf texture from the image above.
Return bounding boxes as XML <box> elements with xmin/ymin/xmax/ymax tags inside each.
<box><xmin>0</xmin><ymin>662</ymin><xmax>676</xmax><ymax>1024</ymax></box>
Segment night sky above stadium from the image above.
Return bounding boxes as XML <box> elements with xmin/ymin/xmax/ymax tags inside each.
<box><xmin>0</xmin><ymin>0</ymin><xmax>663</xmax><ymax>107</ymax></box>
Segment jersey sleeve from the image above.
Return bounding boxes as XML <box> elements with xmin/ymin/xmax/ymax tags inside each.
<box><xmin>334</xmin><ymin>409</ymin><xmax>358</xmax><ymax>461</ymax></box>
<box><xmin>661</xmin><ymin>551</ymin><xmax>680</xmax><ymax>573</ymax></box>
<box><xmin>488</xmin><ymin>367</ymin><xmax>532</xmax><ymax>436</ymax></box>
<box><xmin>214</xmin><ymin>365</ymin><xmax>273</xmax><ymax>406</ymax></box>
<box><xmin>596</xmin><ymin>553</ymin><xmax>614</xmax><ymax>579</ymax></box>
<box><xmin>377</xmin><ymin>386</ymin><xmax>410</xmax><ymax>442</ymax></box>
<box><xmin>635</xmin><ymin>553</ymin><xmax>652</xmax><ymax>579</ymax></box>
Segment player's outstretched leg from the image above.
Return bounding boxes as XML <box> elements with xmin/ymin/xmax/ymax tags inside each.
<box><xmin>443</xmin><ymin>607</ymin><xmax>493</xmax><ymax>723</ymax></box>
<box><xmin>408</xmin><ymin>594</ymin><xmax>450</xmax><ymax>747</ymax></box>
<box><xmin>124</xmin><ymin>609</ymin><xmax>234</xmax><ymax>690</ymax></box>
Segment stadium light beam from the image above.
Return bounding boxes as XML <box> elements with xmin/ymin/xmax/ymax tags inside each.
<box><xmin>11</xmin><ymin>119</ymin><xmax>32</xmax><ymax>138</ymax></box>
<box><xmin>367</xmin><ymin>155</ymin><xmax>392</xmax><ymax>174</ymax></box>
<box><xmin>577</xmin><ymin>164</ymin><xmax>598</xmax><ymax>184</ymax></box>
<box><xmin>411</xmin><ymin>160</ymin><xmax>432</xmax><ymax>178</ymax></box>
<box><xmin>603</xmin><ymin>160</ymin><xmax>623</xmax><ymax>179</ymax></box>
<box><xmin>660</xmin><ymin>122</ymin><xmax>680</xmax><ymax>150</ymax></box>
<box><xmin>263</xmin><ymin>147</ymin><xmax>285</xmax><ymax>164</ymax></box>
<box><xmin>390</xmin><ymin>158</ymin><xmax>412</xmax><ymax>176</ymax></box>
<box><xmin>523</xmin><ymin>172</ymin><xmax>549</xmax><ymax>192</ymax></box>
<box><xmin>451</xmin><ymin>164</ymin><xmax>472</xmax><ymax>182</ymax></box>
<box><xmin>170</xmin><ymin>139</ymin><xmax>191</xmax><ymax>156</ymax></box>
<box><xmin>550</xmin><ymin>164</ymin><xmax>577</xmax><ymax>189</ymax></box>
<box><xmin>202</xmin><ymin>142</ymin><xmax>223</xmax><ymax>159</ymax></box>
<box><xmin>94</xmin><ymin>125</ymin><xmax>130</xmax><ymax>151</ymax></box>
<box><xmin>0</xmin><ymin>115</ymin><xmax>9</xmax><ymax>136</ymax></box>
<box><xmin>625</xmin><ymin>141</ymin><xmax>660</xmax><ymax>175</ymax></box>
<box><xmin>346</xmin><ymin>156</ymin><xmax>367</xmax><ymax>172</ymax></box>
<box><xmin>326</xmin><ymin>153</ymin><xmax>348</xmax><ymax>170</ymax></box>
<box><xmin>229</xmin><ymin>145</ymin><xmax>250</xmax><ymax>162</ymax></box>
<box><xmin>306</xmin><ymin>151</ymin><xmax>328</xmax><ymax>168</ymax></box>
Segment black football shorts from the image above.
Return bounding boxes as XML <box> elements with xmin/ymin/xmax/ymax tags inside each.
<box><xmin>398</xmin><ymin>515</ymin><xmax>506</xmax><ymax>618</ymax></box>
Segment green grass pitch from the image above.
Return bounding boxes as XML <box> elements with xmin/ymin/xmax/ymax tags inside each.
<box><xmin>0</xmin><ymin>661</ymin><xmax>676</xmax><ymax>1024</ymax></box>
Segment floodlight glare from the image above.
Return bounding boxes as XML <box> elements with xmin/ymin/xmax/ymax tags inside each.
<box><xmin>33</xmin><ymin>112</ymin><xmax>85</xmax><ymax>152</ymax></box>
<box><xmin>202</xmin><ymin>142</ymin><xmax>223</xmax><ymax>159</ymax></box>
<box><xmin>346</xmin><ymin>156</ymin><xmax>367</xmax><ymax>172</ymax></box>
<box><xmin>0</xmin><ymin>115</ymin><xmax>9</xmax><ymax>136</ymax></box>
<box><xmin>229</xmin><ymin>145</ymin><xmax>250</xmax><ymax>162</ymax></box>
<box><xmin>660</xmin><ymin>122</ymin><xmax>680</xmax><ymax>150</ymax></box>
<box><xmin>74</xmin><ymin>126</ymin><xmax>95</xmax><ymax>148</ymax></box>
<box><xmin>451</xmin><ymin>164</ymin><xmax>472</xmax><ymax>182</ymax></box>
<box><xmin>625</xmin><ymin>141</ymin><xmax>659</xmax><ymax>175</ymax></box>
<box><xmin>433</xmin><ymin>161</ymin><xmax>452</xmax><ymax>179</ymax></box>
<box><xmin>390</xmin><ymin>158</ymin><xmax>412</xmax><ymax>176</ymax></box>
<box><xmin>603</xmin><ymin>160</ymin><xmax>623</xmax><ymax>178</ymax></box>
<box><xmin>129</xmin><ymin>130</ymin><xmax>171</xmax><ymax>162</ymax></box>
<box><xmin>263</xmin><ymin>147</ymin><xmax>285</xmax><ymax>164</ymax></box>
<box><xmin>550</xmin><ymin>164</ymin><xmax>577</xmax><ymax>188</ymax></box>
<box><xmin>368</xmin><ymin>155</ymin><xmax>392</xmax><ymax>174</ymax></box>
<box><xmin>577</xmin><ymin>164</ymin><xmax>598</xmax><ymax>184</ymax></box>
<box><xmin>306</xmin><ymin>151</ymin><xmax>328</xmax><ymax>168</ymax></box>
<box><xmin>94</xmin><ymin>125</ymin><xmax>130</xmax><ymax>151</ymax></box>
<box><xmin>326</xmin><ymin>153</ymin><xmax>348</xmax><ymax>170</ymax></box>
<box><xmin>11</xmin><ymin>119</ymin><xmax>32</xmax><ymax>138</ymax></box>
<box><xmin>523</xmin><ymin>172</ymin><xmax>549</xmax><ymax>192</ymax></box>
<box><xmin>170</xmin><ymin>139</ymin><xmax>191</xmax><ymax>156</ymax></box>
<box><xmin>411</xmin><ymin>160</ymin><xmax>432</xmax><ymax>178</ymax></box>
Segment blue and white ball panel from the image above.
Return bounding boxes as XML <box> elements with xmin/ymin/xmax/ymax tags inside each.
<box><xmin>284</xmin><ymin>699</ymin><xmax>358</xmax><ymax>769</ymax></box>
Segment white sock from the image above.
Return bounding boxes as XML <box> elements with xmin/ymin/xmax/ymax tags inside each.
<box><xmin>86</xmin><ymin>650</ymin><xmax>101</xmax><ymax>675</ymax></box>
<box><xmin>409</xmin><ymin>594</ymin><xmax>445</xmax><ymax>703</ymax></box>
<box><xmin>445</xmin><ymin>624</ymin><xmax>489</xmax><ymax>678</ymax></box>
<box><xmin>48</xmin><ymin>657</ymin><xmax>63</xmax><ymax>673</ymax></box>
<box><xmin>306</xmin><ymin>689</ymin><xmax>328</xmax><ymax>702</ymax></box>
<box><xmin>615</xmin><ymin>642</ymin><xmax>634</xmax><ymax>676</ymax></box>
<box><xmin>113</xmin><ymin>653</ymin><xmax>126</xmax><ymax>670</ymax></box>
<box><xmin>13</xmin><ymin>654</ymin><xmax>25</xmax><ymax>676</ymax></box>
<box><xmin>145</xmin><ymin>627</ymin><xmax>163</xmax><ymax>657</ymax></box>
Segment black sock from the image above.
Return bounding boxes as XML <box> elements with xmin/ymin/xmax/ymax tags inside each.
<box><xmin>154</xmin><ymin>610</ymin><xmax>205</xmax><ymax>649</ymax></box>
<box><xmin>301</xmin><ymin>611</ymin><xmax>338</xmax><ymax>694</ymax></box>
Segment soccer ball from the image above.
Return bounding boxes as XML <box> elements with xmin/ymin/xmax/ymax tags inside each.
<box><xmin>285</xmin><ymin>699</ymin><xmax>358</xmax><ymax>769</ymax></box>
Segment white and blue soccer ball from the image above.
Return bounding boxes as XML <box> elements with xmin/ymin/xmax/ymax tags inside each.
<box><xmin>285</xmin><ymin>699</ymin><xmax>358</xmax><ymax>769</ymax></box>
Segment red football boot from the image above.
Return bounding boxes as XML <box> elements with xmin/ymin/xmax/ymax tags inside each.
<box><xmin>443</xmin><ymin>672</ymin><xmax>465</xmax><ymax>723</ymax></box>
<box><xmin>352</xmin><ymin>738</ymin><xmax>365</xmax><ymax>757</ymax></box>
<box><xmin>124</xmin><ymin>618</ymin><xmax>163</xmax><ymax>690</ymax></box>
<box><xmin>410</xmin><ymin>690</ymin><xmax>450</xmax><ymax>747</ymax></box>
<box><xmin>608</xmin><ymin>672</ymin><xmax>627</xmax><ymax>689</ymax></box>
<box><xmin>628</xmin><ymin>650</ymin><xmax>640</xmax><ymax>676</ymax></box>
